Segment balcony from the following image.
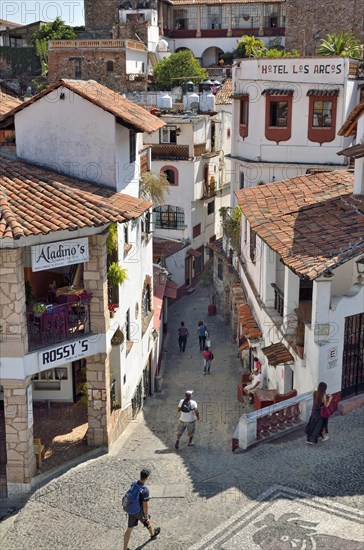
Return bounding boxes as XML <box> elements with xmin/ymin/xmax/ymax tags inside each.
<box><xmin>126</xmin><ymin>73</ymin><xmax>148</xmax><ymax>82</ymax></box>
<box><xmin>49</xmin><ymin>39</ymin><xmax>127</xmax><ymax>50</ymax></box>
<box><xmin>151</xmin><ymin>144</ymin><xmax>190</xmax><ymax>161</ymax></box>
<box><xmin>194</xmin><ymin>143</ymin><xmax>206</xmax><ymax>157</ymax></box>
<box><xmin>27</xmin><ymin>301</ymin><xmax>91</xmax><ymax>352</ymax></box>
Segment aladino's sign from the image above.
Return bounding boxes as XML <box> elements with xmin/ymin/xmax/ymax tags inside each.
<box><xmin>31</xmin><ymin>237</ymin><xmax>89</xmax><ymax>271</ymax></box>
<box><xmin>39</xmin><ymin>339</ymin><xmax>89</xmax><ymax>368</ymax></box>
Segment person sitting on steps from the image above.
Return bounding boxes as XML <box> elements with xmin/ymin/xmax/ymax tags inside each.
<box><xmin>243</xmin><ymin>362</ymin><xmax>262</xmax><ymax>405</ymax></box>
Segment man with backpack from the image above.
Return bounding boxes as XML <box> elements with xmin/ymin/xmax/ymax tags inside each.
<box><xmin>123</xmin><ymin>468</ymin><xmax>160</xmax><ymax>550</ymax></box>
<box><xmin>178</xmin><ymin>321</ymin><xmax>189</xmax><ymax>352</ymax></box>
<box><xmin>175</xmin><ymin>390</ymin><xmax>200</xmax><ymax>449</ymax></box>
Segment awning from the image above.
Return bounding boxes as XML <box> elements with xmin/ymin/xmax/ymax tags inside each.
<box><xmin>337</xmin><ymin>143</ymin><xmax>364</xmax><ymax>159</ymax></box>
<box><xmin>261</xmin><ymin>88</ymin><xmax>294</xmax><ymax>96</ymax></box>
<box><xmin>165</xmin><ymin>279</ymin><xmax>178</xmax><ymax>299</ymax></box>
<box><xmin>307</xmin><ymin>89</ymin><xmax>339</xmax><ymax>96</ymax></box>
<box><xmin>187</xmin><ymin>248</ymin><xmax>202</xmax><ymax>258</ymax></box>
<box><xmin>238</xmin><ymin>304</ymin><xmax>262</xmax><ymax>340</ymax></box>
<box><xmin>261</xmin><ymin>342</ymin><xmax>294</xmax><ymax>366</ymax></box>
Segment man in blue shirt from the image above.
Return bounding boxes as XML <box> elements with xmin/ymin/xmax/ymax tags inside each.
<box><xmin>123</xmin><ymin>469</ymin><xmax>160</xmax><ymax>550</ymax></box>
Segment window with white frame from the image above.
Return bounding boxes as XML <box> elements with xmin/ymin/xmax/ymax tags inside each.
<box><xmin>160</xmin><ymin>126</ymin><xmax>177</xmax><ymax>144</ymax></box>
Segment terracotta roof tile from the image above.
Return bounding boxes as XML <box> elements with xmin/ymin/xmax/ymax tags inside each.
<box><xmin>261</xmin><ymin>342</ymin><xmax>294</xmax><ymax>366</ymax></box>
<box><xmin>0</xmin><ymin>156</ymin><xmax>151</xmax><ymax>240</ymax></box>
<box><xmin>338</xmin><ymin>100</ymin><xmax>364</xmax><ymax>137</ymax></box>
<box><xmin>169</xmin><ymin>0</ymin><xmax>283</xmax><ymax>4</ymax></box>
<box><xmin>235</xmin><ymin>170</ymin><xmax>364</xmax><ymax>279</ymax></box>
<box><xmin>0</xmin><ymin>79</ymin><xmax>165</xmax><ymax>134</ymax></box>
<box><xmin>238</xmin><ymin>304</ymin><xmax>262</xmax><ymax>340</ymax></box>
<box><xmin>215</xmin><ymin>80</ymin><xmax>232</xmax><ymax>105</ymax></box>
<box><xmin>0</xmin><ymin>91</ymin><xmax>22</xmax><ymax>116</ymax></box>
<box><xmin>207</xmin><ymin>237</ymin><xmax>224</xmax><ymax>253</ymax></box>
<box><xmin>153</xmin><ymin>237</ymin><xmax>186</xmax><ymax>258</ymax></box>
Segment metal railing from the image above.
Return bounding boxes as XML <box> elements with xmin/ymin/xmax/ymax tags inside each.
<box><xmin>27</xmin><ymin>301</ymin><xmax>91</xmax><ymax>352</ymax></box>
<box><xmin>271</xmin><ymin>283</ymin><xmax>284</xmax><ymax>316</ymax></box>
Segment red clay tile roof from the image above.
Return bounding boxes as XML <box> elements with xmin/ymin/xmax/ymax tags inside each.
<box><xmin>153</xmin><ymin>237</ymin><xmax>186</xmax><ymax>258</ymax></box>
<box><xmin>0</xmin><ymin>91</ymin><xmax>21</xmax><ymax>116</ymax></box>
<box><xmin>0</xmin><ymin>79</ymin><xmax>165</xmax><ymax>134</ymax></box>
<box><xmin>0</xmin><ymin>156</ymin><xmax>151</xmax><ymax>240</ymax></box>
<box><xmin>261</xmin><ymin>342</ymin><xmax>294</xmax><ymax>366</ymax></box>
<box><xmin>235</xmin><ymin>170</ymin><xmax>364</xmax><ymax>279</ymax></box>
<box><xmin>238</xmin><ymin>304</ymin><xmax>262</xmax><ymax>340</ymax></box>
<box><xmin>169</xmin><ymin>0</ymin><xmax>283</xmax><ymax>4</ymax></box>
<box><xmin>338</xmin><ymin>100</ymin><xmax>364</xmax><ymax>137</ymax></box>
<box><xmin>215</xmin><ymin>80</ymin><xmax>232</xmax><ymax>105</ymax></box>
<box><xmin>207</xmin><ymin>237</ymin><xmax>223</xmax><ymax>253</ymax></box>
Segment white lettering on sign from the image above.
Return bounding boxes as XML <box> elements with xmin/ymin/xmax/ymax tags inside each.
<box><xmin>31</xmin><ymin>237</ymin><xmax>89</xmax><ymax>272</ymax></box>
<box><xmin>260</xmin><ymin>63</ymin><xmax>342</xmax><ymax>76</ymax></box>
<box><xmin>40</xmin><ymin>339</ymin><xmax>89</xmax><ymax>368</ymax></box>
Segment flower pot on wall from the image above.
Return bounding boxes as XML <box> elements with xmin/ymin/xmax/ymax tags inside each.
<box><xmin>208</xmin><ymin>304</ymin><xmax>217</xmax><ymax>316</ymax></box>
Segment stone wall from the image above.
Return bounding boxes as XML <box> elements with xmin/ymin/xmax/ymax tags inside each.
<box><xmin>83</xmin><ymin>233</ymin><xmax>109</xmax><ymax>336</ymax></box>
<box><xmin>285</xmin><ymin>0</ymin><xmax>364</xmax><ymax>55</ymax></box>
<box><xmin>84</xmin><ymin>0</ymin><xmax>120</xmax><ymax>31</ymax></box>
<box><xmin>2</xmin><ymin>377</ymin><xmax>36</xmax><ymax>486</ymax></box>
<box><xmin>0</xmin><ymin>248</ymin><xmax>28</xmax><ymax>357</ymax></box>
<box><xmin>86</xmin><ymin>353</ymin><xmax>110</xmax><ymax>447</ymax></box>
<box><xmin>48</xmin><ymin>48</ymin><xmax>128</xmax><ymax>93</ymax></box>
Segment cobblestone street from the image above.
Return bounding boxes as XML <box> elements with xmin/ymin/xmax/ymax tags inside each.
<box><xmin>1</xmin><ymin>287</ymin><xmax>363</xmax><ymax>549</ymax></box>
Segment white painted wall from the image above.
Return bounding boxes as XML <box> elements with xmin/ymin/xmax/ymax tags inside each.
<box><xmin>115</xmin><ymin>125</ymin><xmax>141</xmax><ymax>196</ymax></box>
<box><xmin>32</xmin><ymin>363</ymin><xmax>73</xmax><ymax>401</ymax></box>
<box><xmin>126</xmin><ymin>49</ymin><xmax>148</xmax><ymax>73</ymax></box>
<box><xmin>15</xmin><ymin>86</ymin><xmax>117</xmax><ymax>187</ymax></box>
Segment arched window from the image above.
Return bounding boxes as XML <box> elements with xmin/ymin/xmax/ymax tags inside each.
<box><xmin>161</xmin><ymin>166</ymin><xmax>178</xmax><ymax>186</ymax></box>
<box><xmin>153</xmin><ymin>205</ymin><xmax>184</xmax><ymax>229</ymax></box>
<box><xmin>106</xmin><ymin>60</ymin><xmax>114</xmax><ymax>72</ymax></box>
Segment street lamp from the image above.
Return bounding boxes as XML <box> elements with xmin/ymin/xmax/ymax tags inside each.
<box><xmin>355</xmin><ymin>256</ymin><xmax>364</xmax><ymax>274</ymax></box>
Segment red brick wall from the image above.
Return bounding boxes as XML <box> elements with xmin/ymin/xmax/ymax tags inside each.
<box><xmin>84</xmin><ymin>0</ymin><xmax>120</xmax><ymax>31</ymax></box>
<box><xmin>285</xmin><ymin>0</ymin><xmax>364</xmax><ymax>55</ymax></box>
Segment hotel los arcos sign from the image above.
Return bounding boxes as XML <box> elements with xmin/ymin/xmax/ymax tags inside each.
<box><xmin>31</xmin><ymin>237</ymin><xmax>89</xmax><ymax>272</ymax></box>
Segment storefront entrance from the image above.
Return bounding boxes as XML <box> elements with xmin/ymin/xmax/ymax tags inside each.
<box><xmin>342</xmin><ymin>313</ymin><xmax>364</xmax><ymax>398</ymax></box>
<box><xmin>72</xmin><ymin>359</ymin><xmax>87</xmax><ymax>402</ymax></box>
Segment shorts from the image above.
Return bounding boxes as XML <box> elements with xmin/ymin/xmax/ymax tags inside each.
<box><xmin>177</xmin><ymin>420</ymin><xmax>196</xmax><ymax>438</ymax></box>
<box><xmin>245</xmin><ymin>383</ymin><xmax>259</xmax><ymax>394</ymax></box>
<box><xmin>128</xmin><ymin>510</ymin><xmax>147</xmax><ymax>528</ymax></box>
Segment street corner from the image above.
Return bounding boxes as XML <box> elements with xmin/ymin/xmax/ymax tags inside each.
<box><xmin>191</xmin><ymin>485</ymin><xmax>364</xmax><ymax>549</ymax></box>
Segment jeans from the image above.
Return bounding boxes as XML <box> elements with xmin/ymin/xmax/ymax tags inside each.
<box><xmin>204</xmin><ymin>359</ymin><xmax>211</xmax><ymax>373</ymax></box>
<box><xmin>179</xmin><ymin>336</ymin><xmax>187</xmax><ymax>351</ymax></box>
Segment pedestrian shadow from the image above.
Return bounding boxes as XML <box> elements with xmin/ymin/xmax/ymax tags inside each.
<box><xmin>154</xmin><ymin>449</ymin><xmax>175</xmax><ymax>454</ymax></box>
<box><xmin>134</xmin><ymin>539</ymin><xmax>153</xmax><ymax>549</ymax></box>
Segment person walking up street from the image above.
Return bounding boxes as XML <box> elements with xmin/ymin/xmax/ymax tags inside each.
<box><xmin>203</xmin><ymin>346</ymin><xmax>214</xmax><ymax>374</ymax></box>
<box><xmin>177</xmin><ymin>321</ymin><xmax>189</xmax><ymax>352</ymax></box>
<box><xmin>197</xmin><ymin>320</ymin><xmax>207</xmax><ymax>351</ymax></box>
<box><xmin>175</xmin><ymin>390</ymin><xmax>200</xmax><ymax>449</ymax></box>
<box><xmin>123</xmin><ymin>468</ymin><xmax>161</xmax><ymax>550</ymax></box>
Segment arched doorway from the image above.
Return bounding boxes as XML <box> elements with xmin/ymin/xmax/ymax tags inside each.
<box><xmin>201</xmin><ymin>46</ymin><xmax>224</xmax><ymax>66</ymax></box>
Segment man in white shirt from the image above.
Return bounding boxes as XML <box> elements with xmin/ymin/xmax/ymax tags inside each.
<box><xmin>175</xmin><ymin>390</ymin><xmax>200</xmax><ymax>449</ymax></box>
<box><xmin>243</xmin><ymin>367</ymin><xmax>263</xmax><ymax>404</ymax></box>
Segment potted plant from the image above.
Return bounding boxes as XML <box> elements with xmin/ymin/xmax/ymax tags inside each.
<box><xmin>33</xmin><ymin>303</ymin><xmax>47</xmax><ymax>317</ymax></box>
<box><xmin>107</xmin><ymin>262</ymin><xmax>128</xmax><ymax>286</ymax></box>
<box><xmin>108</xmin><ymin>303</ymin><xmax>117</xmax><ymax>318</ymax></box>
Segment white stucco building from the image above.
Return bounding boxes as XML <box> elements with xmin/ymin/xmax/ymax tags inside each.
<box><xmin>229</xmin><ymin>56</ymin><xmax>364</xmax><ymax>200</ymax></box>
<box><xmin>0</xmin><ymin>80</ymin><xmax>165</xmax><ymax>496</ymax></box>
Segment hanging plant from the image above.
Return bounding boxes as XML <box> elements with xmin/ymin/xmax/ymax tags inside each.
<box><xmin>106</xmin><ymin>223</ymin><xmax>118</xmax><ymax>255</ymax></box>
<box><xmin>107</xmin><ymin>262</ymin><xmax>128</xmax><ymax>286</ymax></box>
<box><xmin>111</xmin><ymin>327</ymin><xmax>125</xmax><ymax>346</ymax></box>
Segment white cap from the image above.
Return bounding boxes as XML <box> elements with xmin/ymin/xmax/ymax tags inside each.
<box><xmin>185</xmin><ymin>390</ymin><xmax>193</xmax><ymax>396</ymax></box>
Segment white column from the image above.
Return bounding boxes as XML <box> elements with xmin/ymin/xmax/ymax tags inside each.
<box><xmin>262</xmin><ymin>243</ymin><xmax>276</xmax><ymax>307</ymax></box>
<box><xmin>196</xmin><ymin>6</ymin><xmax>201</xmax><ymax>37</ymax></box>
<box><xmin>311</xmin><ymin>275</ymin><xmax>333</xmax><ymax>345</ymax></box>
<box><xmin>258</xmin><ymin>4</ymin><xmax>264</xmax><ymax>36</ymax></box>
<box><xmin>226</xmin><ymin>5</ymin><xmax>232</xmax><ymax>37</ymax></box>
<box><xmin>283</xmin><ymin>266</ymin><xmax>300</xmax><ymax>333</ymax></box>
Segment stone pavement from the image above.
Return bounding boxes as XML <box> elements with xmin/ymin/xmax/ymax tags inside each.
<box><xmin>1</xmin><ymin>286</ymin><xmax>364</xmax><ymax>549</ymax></box>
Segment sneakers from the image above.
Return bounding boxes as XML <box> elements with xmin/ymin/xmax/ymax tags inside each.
<box><xmin>175</xmin><ymin>440</ymin><xmax>179</xmax><ymax>450</ymax></box>
<box><xmin>306</xmin><ymin>441</ymin><xmax>315</xmax><ymax>445</ymax></box>
<box><xmin>249</xmin><ymin>397</ymin><xmax>254</xmax><ymax>405</ymax></box>
<box><xmin>188</xmin><ymin>442</ymin><xmax>195</xmax><ymax>447</ymax></box>
<box><xmin>320</xmin><ymin>435</ymin><xmax>329</xmax><ymax>441</ymax></box>
<box><xmin>151</xmin><ymin>527</ymin><xmax>161</xmax><ymax>540</ymax></box>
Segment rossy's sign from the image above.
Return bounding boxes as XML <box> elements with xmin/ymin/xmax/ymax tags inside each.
<box><xmin>31</xmin><ymin>237</ymin><xmax>89</xmax><ymax>271</ymax></box>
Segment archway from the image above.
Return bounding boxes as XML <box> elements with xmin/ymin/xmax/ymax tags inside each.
<box><xmin>201</xmin><ymin>46</ymin><xmax>224</xmax><ymax>66</ymax></box>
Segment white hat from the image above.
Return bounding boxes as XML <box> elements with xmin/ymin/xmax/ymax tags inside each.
<box><xmin>185</xmin><ymin>390</ymin><xmax>193</xmax><ymax>396</ymax></box>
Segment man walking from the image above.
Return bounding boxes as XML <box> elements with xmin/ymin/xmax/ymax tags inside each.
<box><xmin>178</xmin><ymin>321</ymin><xmax>189</xmax><ymax>352</ymax></box>
<box><xmin>123</xmin><ymin>469</ymin><xmax>161</xmax><ymax>550</ymax></box>
<box><xmin>197</xmin><ymin>321</ymin><xmax>207</xmax><ymax>351</ymax></box>
<box><xmin>175</xmin><ymin>390</ymin><xmax>200</xmax><ymax>449</ymax></box>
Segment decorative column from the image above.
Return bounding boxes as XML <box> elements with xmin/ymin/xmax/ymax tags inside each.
<box><xmin>226</xmin><ymin>5</ymin><xmax>232</xmax><ymax>37</ymax></box>
<box><xmin>83</xmin><ymin>233</ymin><xmax>109</xmax><ymax>335</ymax></box>
<box><xmin>158</xmin><ymin>1</ymin><xmax>164</xmax><ymax>34</ymax></box>
<box><xmin>283</xmin><ymin>266</ymin><xmax>299</xmax><ymax>333</ymax></box>
<box><xmin>258</xmin><ymin>4</ymin><xmax>264</xmax><ymax>36</ymax></box>
<box><xmin>86</xmin><ymin>352</ymin><xmax>111</xmax><ymax>447</ymax></box>
<box><xmin>3</xmin><ymin>377</ymin><xmax>36</xmax><ymax>489</ymax></box>
<box><xmin>261</xmin><ymin>243</ymin><xmax>276</xmax><ymax>307</ymax></box>
<box><xmin>196</xmin><ymin>6</ymin><xmax>201</xmax><ymax>37</ymax></box>
<box><xmin>0</xmin><ymin>248</ymin><xmax>28</xmax><ymax>357</ymax></box>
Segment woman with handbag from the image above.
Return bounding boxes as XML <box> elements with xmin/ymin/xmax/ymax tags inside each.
<box><xmin>305</xmin><ymin>382</ymin><xmax>333</xmax><ymax>445</ymax></box>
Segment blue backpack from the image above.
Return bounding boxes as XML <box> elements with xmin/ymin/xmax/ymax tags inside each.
<box><xmin>122</xmin><ymin>481</ymin><xmax>141</xmax><ymax>514</ymax></box>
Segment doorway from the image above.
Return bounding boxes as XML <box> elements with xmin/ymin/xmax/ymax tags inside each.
<box><xmin>342</xmin><ymin>313</ymin><xmax>364</xmax><ymax>398</ymax></box>
<box><xmin>72</xmin><ymin>359</ymin><xmax>86</xmax><ymax>402</ymax></box>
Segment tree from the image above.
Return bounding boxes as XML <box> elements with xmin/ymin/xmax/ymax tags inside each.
<box><xmin>139</xmin><ymin>171</ymin><xmax>170</xmax><ymax>204</ymax></box>
<box><xmin>237</xmin><ymin>36</ymin><xmax>266</xmax><ymax>58</ymax></box>
<box><xmin>317</xmin><ymin>32</ymin><xmax>362</xmax><ymax>59</ymax></box>
<box><xmin>31</xmin><ymin>17</ymin><xmax>76</xmax><ymax>76</ymax></box>
<box><xmin>153</xmin><ymin>50</ymin><xmax>207</xmax><ymax>90</ymax></box>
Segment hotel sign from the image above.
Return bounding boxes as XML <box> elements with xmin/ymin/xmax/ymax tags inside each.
<box><xmin>39</xmin><ymin>338</ymin><xmax>90</xmax><ymax>368</ymax></box>
<box><xmin>31</xmin><ymin>237</ymin><xmax>89</xmax><ymax>271</ymax></box>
